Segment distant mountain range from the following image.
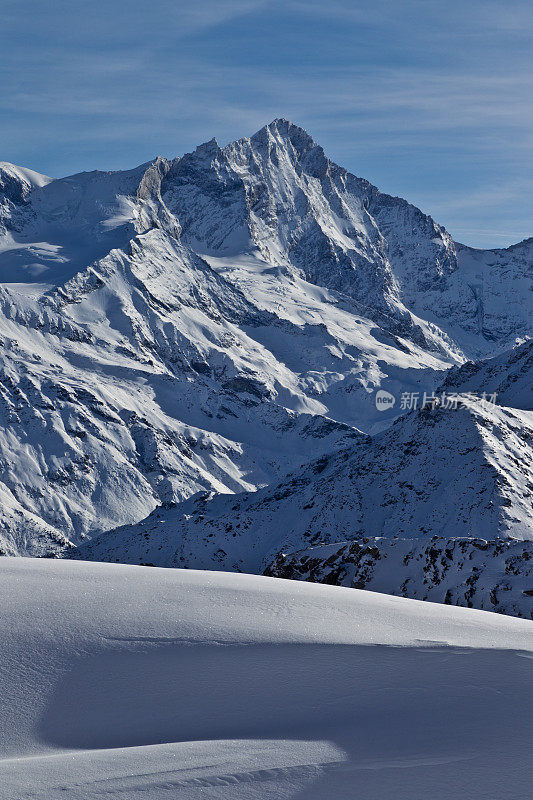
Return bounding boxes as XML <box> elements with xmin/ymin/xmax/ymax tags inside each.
<box><xmin>1</xmin><ymin>120</ymin><xmax>531</xmax><ymax>614</ymax></box>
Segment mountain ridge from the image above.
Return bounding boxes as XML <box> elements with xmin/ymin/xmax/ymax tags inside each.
<box><xmin>70</xmin><ymin>341</ymin><xmax>533</xmax><ymax>617</ymax></box>
<box><xmin>0</xmin><ymin>120</ymin><xmax>530</xmax><ymax>577</ymax></box>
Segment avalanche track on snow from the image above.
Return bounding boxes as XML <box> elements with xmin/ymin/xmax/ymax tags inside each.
<box><xmin>0</xmin><ymin>558</ymin><xmax>531</xmax><ymax>800</ymax></box>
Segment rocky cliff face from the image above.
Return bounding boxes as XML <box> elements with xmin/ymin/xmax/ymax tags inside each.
<box><xmin>265</xmin><ymin>537</ymin><xmax>533</xmax><ymax>619</ymax></box>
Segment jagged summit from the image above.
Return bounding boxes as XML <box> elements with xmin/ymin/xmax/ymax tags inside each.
<box><xmin>191</xmin><ymin>137</ymin><xmax>222</xmax><ymax>158</ymax></box>
<box><xmin>249</xmin><ymin>118</ymin><xmax>321</xmax><ymax>154</ymax></box>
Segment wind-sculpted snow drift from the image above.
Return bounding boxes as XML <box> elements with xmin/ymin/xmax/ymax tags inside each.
<box><xmin>0</xmin><ymin>120</ymin><xmax>532</xmax><ymax>615</ymax></box>
<box><xmin>0</xmin><ymin>559</ymin><xmax>531</xmax><ymax>800</ymax></box>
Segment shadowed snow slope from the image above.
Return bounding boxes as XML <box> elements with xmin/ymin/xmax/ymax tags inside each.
<box><xmin>440</xmin><ymin>339</ymin><xmax>533</xmax><ymax>410</ymax></box>
<box><xmin>0</xmin><ymin>558</ymin><xmax>531</xmax><ymax>799</ymax></box>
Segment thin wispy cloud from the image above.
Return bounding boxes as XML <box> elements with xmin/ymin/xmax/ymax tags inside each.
<box><xmin>1</xmin><ymin>0</ymin><xmax>531</xmax><ymax>247</ymax></box>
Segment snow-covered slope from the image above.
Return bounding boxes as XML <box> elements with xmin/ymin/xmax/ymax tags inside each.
<box><xmin>0</xmin><ymin>160</ymin><xmax>146</xmax><ymax>282</ymax></box>
<box><xmin>0</xmin><ymin>223</ymin><xmax>379</xmax><ymax>557</ymax></box>
<box><xmin>1</xmin><ymin>558</ymin><xmax>531</xmax><ymax>799</ymax></box>
<box><xmin>74</xmin><ymin>393</ymin><xmax>533</xmax><ymax>563</ymax></box>
<box><xmin>0</xmin><ymin>120</ymin><xmax>531</xmax><ymax>558</ymax></box>
<box><xmin>72</xmin><ymin>342</ymin><xmax>533</xmax><ymax>616</ymax></box>
<box><xmin>454</xmin><ymin>239</ymin><xmax>533</xmax><ymax>346</ymax></box>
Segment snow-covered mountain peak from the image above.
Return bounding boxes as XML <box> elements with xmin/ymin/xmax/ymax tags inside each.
<box><xmin>0</xmin><ymin>162</ymin><xmax>52</xmax><ymax>194</ymax></box>
<box><xmin>2</xmin><ymin>123</ymin><xmax>529</xmax><ymax>361</ymax></box>
<box><xmin>0</xmin><ymin>121</ymin><xmax>530</xmax><ymax>569</ymax></box>
<box><xmin>158</xmin><ymin>120</ymin><xmax>531</xmax><ymax>359</ymax></box>
<box><xmin>248</xmin><ymin>117</ymin><xmax>324</xmax><ymax>164</ymax></box>
<box><xmin>0</xmin><ymin>163</ymin><xmax>54</xmax><ymax>238</ymax></box>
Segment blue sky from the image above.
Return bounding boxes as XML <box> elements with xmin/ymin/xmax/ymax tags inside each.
<box><xmin>1</xmin><ymin>0</ymin><xmax>532</xmax><ymax>248</ymax></box>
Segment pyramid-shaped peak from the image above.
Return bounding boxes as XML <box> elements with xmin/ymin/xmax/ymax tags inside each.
<box><xmin>268</xmin><ymin>117</ymin><xmax>296</xmax><ymax>131</ymax></box>
<box><xmin>192</xmin><ymin>137</ymin><xmax>222</xmax><ymax>158</ymax></box>
<box><xmin>251</xmin><ymin>118</ymin><xmax>320</xmax><ymax>154</ymax></box>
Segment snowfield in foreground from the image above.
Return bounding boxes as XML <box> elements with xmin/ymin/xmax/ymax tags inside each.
<box><xmin>0</xmin><ymin>559</ymin><xmax>531</xmax><ymax>799</ymax></box>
